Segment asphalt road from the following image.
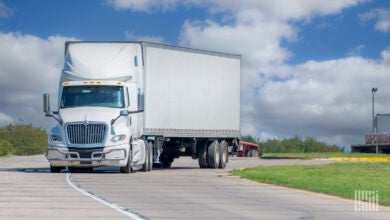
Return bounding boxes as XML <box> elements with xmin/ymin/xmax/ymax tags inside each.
<box><xmin>0</xmin><ymin>155</ymin><xmax>389</xmax><ymax>219</ymax></box>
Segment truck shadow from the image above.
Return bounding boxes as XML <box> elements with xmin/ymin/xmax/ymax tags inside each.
<box><xmin>0</xmin><ymin>167</ymin><xmax>51</xmax><ymax>173</ymax></box>
<box><xmin>0</xmin><ymin>166</ymin><xmax>200</xmax><ymax>174</ymax></box>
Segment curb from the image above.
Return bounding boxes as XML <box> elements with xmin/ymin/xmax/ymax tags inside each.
<box><xmin>330</xmin><ymin>157</ymin><xmax>390</xmax><ymax>162</ymax></box>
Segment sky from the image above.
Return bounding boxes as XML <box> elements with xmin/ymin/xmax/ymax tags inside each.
<box><xmin>0</xmin><ymin>0</ymin><xmax>389</xmax><ymax>148</ymax></box>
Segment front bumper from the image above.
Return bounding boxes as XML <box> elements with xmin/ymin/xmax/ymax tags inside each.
<box><xmin>46</xmin><ymin>144</ymin><xmax>128</xmax><ymax>167</ymax></box>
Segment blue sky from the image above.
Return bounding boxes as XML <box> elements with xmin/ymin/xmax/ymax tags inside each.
<box><xmin>3</xmin><ymin>0</ymin><xmax>388</xmax><ymax>62</ymax></box>
<box><xmin>0</xmin><ymin>0</ymin><xmax>389</xmax><ymax>147</ymax></box>
<box><xmin>284</xmin><ymin>0</ymin><xmax>390</xmax><ymax>63</ymax></box>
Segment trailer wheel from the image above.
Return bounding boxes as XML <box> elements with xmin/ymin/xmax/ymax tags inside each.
<box><xmin>207</xmin><ymin>140</ymin><xmax>220</xmax><ymax>169</ymax></box>
<box><xmin>218</xmin><ymin>140</ymin><xmax>228</xmax><ymax>169</ymax></box>
<box><xmin>247</xmin><ymin>150</ymin><xmax>258</xmax><ymax>157</ymax></box>
<box><xmin>147</xmin><ymin>142</ymin><xmax>153</xmax><ymax>171</ymax></box>
<box><xmin>198</xmin><ymin>141</ymin><xmax>208</xmax><ymax>168</ymax></box>
<box><xmin>50</xmin><ymin>166</ymin><xmax>63</xmax><ymax>173</ymax></box>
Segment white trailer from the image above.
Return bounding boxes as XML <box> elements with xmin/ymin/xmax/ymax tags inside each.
<box><xmin>44</xmin><ymin>42</ymin><xmax>240</xmax><ymax>173</ymax></box>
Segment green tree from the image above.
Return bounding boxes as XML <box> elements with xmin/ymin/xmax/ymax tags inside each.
<box><xmin>0</xmin><ymin>124</ymin><xmax>48</xmax><ymax>155</ymax></box>
<box><xmin>241</xmin><ymin>135</ymin><xmax>257</xmax><ymax>143</ymax></box>
<box><xmin>261</xmin><ymin>137</ymin><xmax>344</xmax><ymax>153</ymax></box>
<box><xmin>0</xmin><ymin>139</ymin><xmax>15</xmax><ymax>156</ymax></box>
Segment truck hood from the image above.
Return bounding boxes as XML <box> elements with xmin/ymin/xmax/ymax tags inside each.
<box><xmin>59</xmin><ymin>107</ymin><xmax>122</xmax><ymax>124</ymax></box>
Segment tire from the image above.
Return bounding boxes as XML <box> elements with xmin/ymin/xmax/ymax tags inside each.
<box><xmin>50</xmin><ymin>166</ymin><xmax>63</xmax><ymax>173</ymax></box>
<box><xmin>207</xmin><ymin>140</ymin><xmax>220</xmax><ymax>169</ymax></box>
<box><xmin>198</xmin><ymin>141</ymin><xmax>208</xmax><ymax>168</ymax></box>
<box><xmin>218</xmin><ymin>140</ymin><xmax>228</xmax><ymax>169</ymax></box>
<box><xmin>147</xmin><ymin>142</ymin><xmax>153</xmax><ymax>171</ymax></box>
<box><xmin>141</xmin><ymin>143</ymin><xmax>149</xmax><ymax>172</ymax></box>
<box><xmin>120</xmin><ymin>147</ymin><xmax>133</xmax><ymax>173</ymax></box>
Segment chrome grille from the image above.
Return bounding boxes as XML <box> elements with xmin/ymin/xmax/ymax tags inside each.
<box><xmin>66</xmin><ymin>123</ymin><xmax>106</xmax><ymax>145</ymax></box>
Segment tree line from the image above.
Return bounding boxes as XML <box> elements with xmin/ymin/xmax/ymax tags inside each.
<box><xmin>0</xmin><ymin>124</ymin><xmax>344</xmax><ymax>156</ymax></box>
<box><xmin>241</xmin><ymin>135</ymin><xmax>344</xmax><ymax>154</ymax></box>
<box><xmin>0</xmin><ymin>124</ymin><xmax>48</xmax><ymax>156</ymax></box>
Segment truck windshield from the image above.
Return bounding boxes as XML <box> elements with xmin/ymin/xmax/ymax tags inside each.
<box><xmin>61</xmin><ymin>86</ymin><xmax>125</xmax><ymax>108</ymax></box>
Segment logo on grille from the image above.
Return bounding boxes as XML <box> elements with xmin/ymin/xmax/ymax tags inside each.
<box><xmin>83</xmin><ymin>115</ymin><xmax>89</xmax><ymax>127</ymax></box>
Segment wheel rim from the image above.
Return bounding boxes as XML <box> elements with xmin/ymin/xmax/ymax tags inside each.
<box><xmin>219</xmin><ymin>141</ymin><xmax>228</xmax><ymax>168</ymax></box>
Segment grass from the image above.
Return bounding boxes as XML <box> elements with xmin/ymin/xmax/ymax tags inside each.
<box><xmin>231</xmin><ymin>162</ymin><xmax>390</xmax><ymax>206</ymax></box>
<box><xmin>262</xmin><ymin>152</ymin><xmax>390</xmax><ymax>159</ymax></box>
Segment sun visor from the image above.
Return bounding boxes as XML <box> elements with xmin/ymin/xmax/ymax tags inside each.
<box><xmin>61</xmin><ymin>43</ymin><xmax>138</xmax><ymax>82</ymax></box>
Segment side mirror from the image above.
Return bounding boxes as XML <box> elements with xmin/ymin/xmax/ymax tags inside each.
<box><xmin>120</xmin><ymin>110</ymin><xmax>129</xmax><ymax>116</ymax></box>
<box><xmin>43</xmin><ymin>93</ymin><xmax>62</xmax><ymax>125</ymax></box>
<box><xmin>43</xmin><ymin>93</ymin><xmax>50</xmax><ymax>113</ymax></box>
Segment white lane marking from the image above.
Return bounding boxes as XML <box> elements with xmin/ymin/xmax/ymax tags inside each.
<box><xmin>66</xmin><ymin>173</ymin><xmax>147</xmax><ymax>220</ymax></box>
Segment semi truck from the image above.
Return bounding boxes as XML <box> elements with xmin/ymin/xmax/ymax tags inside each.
<box><xmin>43</xmin><ymin>41</ymin><xmax>241</xmax><ymax>173</ymax></box>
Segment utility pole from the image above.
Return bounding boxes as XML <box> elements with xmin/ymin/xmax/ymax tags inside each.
<box><xmin>372</xmin><ymin>88</ymin><xmax>378</xmax><ymax>134</ymax></box>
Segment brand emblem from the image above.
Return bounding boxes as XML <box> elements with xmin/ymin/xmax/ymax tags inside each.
<box><xmin>83</xmin><ymin>115</ymin><xmax>89</xmax><ymax>127</ymax></box>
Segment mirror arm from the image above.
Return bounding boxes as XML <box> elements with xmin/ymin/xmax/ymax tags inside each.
<box><xmin>111</xmin><ymin>110</ymin><xmax>144</xmax><ymax>126</ymax></box>
<box><xmin>111</xmin><ymin>115</ymin><xmax>121</xmax><ymax>126</ymax></box>
<box><xmin>45</xmin><ymin>112</ymin><xmax>63</xmax><ymax>125</ymax></box>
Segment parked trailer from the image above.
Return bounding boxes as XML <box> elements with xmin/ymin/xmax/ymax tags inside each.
<box><xmin>351</xmin><ymin>114</ymin><xmax>390</xmax><ymax>154</ymax></box>
<box><xmin>238</xmin><ymin>141</ymin><xmax>260</xmax><ymax>157</ymax></box>
<box><xmin>44</xmin><ymin>42</ymin><xmax>241</xmax><ymax>172</ymax></box>
<box><xmin>351</xmin><ymin>133</ymin><xmax>390</xmax><ymax>153</ymax></box>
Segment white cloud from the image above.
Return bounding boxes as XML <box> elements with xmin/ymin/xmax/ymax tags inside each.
<box><xmin>360</xmin><ymin>8</ymin><xmax>390</xmax><ymax>32</ymax></box>
<box><xmin>346</xmin><ymin>44</ymin><xmax>366</xmax><ymax>56</ymax></box>
<box><xmin>124</xmin><ymin>31</ymin><xmax>164</xmax><ymax>43</ymax></box>
<box><xmin>0</xmin><ymin>2</ymin><xmax>13</xmax><ymax>18</ymax></box>
<box><xmin>0</xmin><ymin>32</ymin><xmax>77</xmax><ymax>128</ymax></box>
<box><xmin>198</xmin><ymin>0</ymin><xmax>367</xmax><ymax>21</ymax></box>
<box><xmin>105</xmin><ymin>0</ymin><xmax>180</xmax><ymax>12</ymax></box>
<box><xmin>256</xmin><ymin>55</ymin><xmax>390</xmax><ymax>139</ymax></box>
<box><xmin>0</xmin><ymin>112</ymin><xmax>13</xmax><ymax>125</ymax></box>
<box><xmin>381</xmin><ymin>47</ymin><xmax>390</xmax><ymax>66</ymax></box>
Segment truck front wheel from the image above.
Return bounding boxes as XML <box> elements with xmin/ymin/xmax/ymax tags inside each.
<box><xmin>120</xmin><ymin>148</ymin><xmax>133</xmax><ymax>173</ymax></box>
<box><xmin>141</xmin><ymin>143</ymin><xmax>150</xmax><ymax>172</ymax></box>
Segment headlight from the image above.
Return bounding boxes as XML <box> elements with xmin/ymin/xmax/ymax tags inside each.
<box><xmin>111</xmin><ymin>134</ymin><xmax>126</xmax><ymax>143</ymax></box>
<box><xmin>50</xmin><ymin>134</ymin><xmax>63</xmax><ymax>144</ymax></box>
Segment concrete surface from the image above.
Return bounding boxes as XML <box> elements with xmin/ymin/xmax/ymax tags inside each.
<box><xmin>0</xmin><ymin>155</ymin><xmax>389</xmax><ymax>219</ymax></box>
<box><xmin>0</xmin><ymin>155</ymin><xmax>128</xmax><ymax>220</ymax></box>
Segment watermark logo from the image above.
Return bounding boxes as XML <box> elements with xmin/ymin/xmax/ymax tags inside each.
<box><xmin>354</xmin><ymin>190</ymin><xmax>379</xmax><ymax>212</ymax></box>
